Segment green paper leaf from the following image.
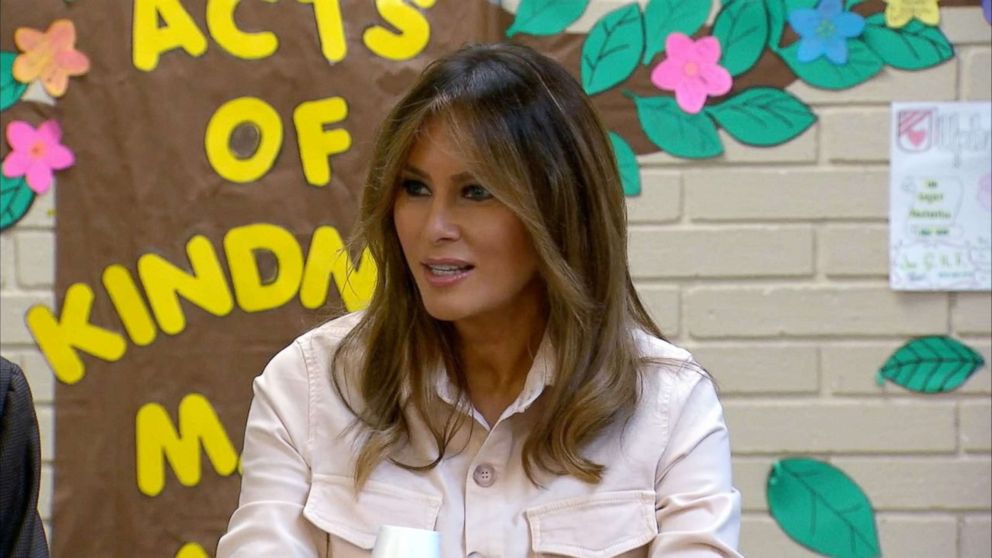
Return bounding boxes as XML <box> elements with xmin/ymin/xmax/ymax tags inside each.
<box><xmin>506</xmin><ymin>0</ymin><xmax>591</xmax><ymax>37</ymax></box>
<box><xmin>846</xmin><ymin>0</ymin><xmax>865</xmax><ymax>7</ymax></box>
<box><xmin>0</xmin><ymin>174</ymin><xmax>36</xmax><ymax>231</ymax></box>
<box><xmin>877</xmin><ymin>336</ymin><xmax>985</xmax><ymax>393</ymax></box>
<box><xmin>779</xmin><ymin>39</ymin><xmax>883</xmax><ymax>89</ymax></box>
<box><xmin>642</xmin><ymin>0</ymin><xmax>709</xmax><ymax>64</ymax></box>
<box><xmin>862</xmin><ymin>14</ymin><xmax>954</xmax><ymax>71</ymax></box>
<box><xmin>767</xmin><ymin>458</ymin><xmax>880</xmax><ymax>558</ymax></box>
<box><xmin>707</xmin><ymin>87</ymin><xmax>815</xmax><ymax>146</ymax></box>
<box><xmin>766</xmin><ymin>0</ymin><xmax>787</xmax><ymax>52</ymax></box>
<box><xmin>582</xmin><ymin>3</ymin><xmax>644</xmax><ymax>95</ymax></box>
<box><xmin>1</xmin><ymin>51</ymin><xmax>28</xmax><ymax>111</ymax></box>
<box><xmin>609</xmin><ymin>132</ymin><xmax>641</xmax><ymax>196</ymax></box>
<box><xmin>713</xmin><ymin>0</ymin><xmax>769</xmax><ymax>76</ymax></box>
<box><xmin>631</xmin><ymin>94</ymin><xmax>723</xmax><ymax>159</ymax></box>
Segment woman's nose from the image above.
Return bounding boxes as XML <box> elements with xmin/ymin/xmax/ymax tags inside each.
<box><xmin>426</xmin><ymin>199</ymin><xmax>460</xmax><ymax>243</ymax></box>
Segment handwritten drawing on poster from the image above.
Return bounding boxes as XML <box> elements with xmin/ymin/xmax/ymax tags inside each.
<box><xmin>890</xmin><ymin>101</ymin><xmax>992</xmax><ymax>291</ymax></box>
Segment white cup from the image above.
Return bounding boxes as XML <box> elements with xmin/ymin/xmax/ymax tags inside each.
<box><xmin>371</xmin><ymin>525</ymin><xmax>441</xmax><ymax>558</ymax></box>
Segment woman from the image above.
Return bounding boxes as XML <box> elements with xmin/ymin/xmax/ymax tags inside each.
<box><xmin>218</xmin><ymin>43</ymin><xmax>741</xmax><ymax>557</ymax></box>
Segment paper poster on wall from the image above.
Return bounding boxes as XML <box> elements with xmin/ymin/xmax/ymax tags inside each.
<box><xmin>890</xmin><ymin>101</ymin><xmax>992</xmax><ymax>291</ymax></box>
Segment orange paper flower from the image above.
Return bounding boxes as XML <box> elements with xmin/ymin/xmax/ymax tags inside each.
<box><xmin>13</xmin><ymin>19</ymin><xmax>90</xmax><ymax>98</ymax></box>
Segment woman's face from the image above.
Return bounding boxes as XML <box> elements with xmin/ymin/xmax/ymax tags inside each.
<box><xmin>392</xmin><ymin>118</ymin><xmax>544</xmax><ymax>325</ymax></box>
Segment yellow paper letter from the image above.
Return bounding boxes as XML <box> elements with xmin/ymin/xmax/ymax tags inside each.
<box><xmin>207</xmin><ymin>0</ymin><xmax>279</xmax><ymax>60</ymax></box>
<box><xmin>293</xmin><ymin>97</ymin><xmax>351</xmax><ymax>187</ymax></box>
<box><xmin>133</xmin><ymin>0</ymin><xmax>209</xmax><ymax>71</ymax></box>
<box><xmin>175</xmin><ymin>543</ymin><xmax>209</xmax><ymax>558</ymax></box>
<box><xmin>364</xmin><ymin>0</ymin><xmax>435</xmax><ymax>61</ymax></box>
<box><xmin>205</xmin><ymin>97</ymin><xmax>283</xmax><ymax>184</ymax></box>
<box><xmin>138</xmin><ymin>235</ymin><xmax>235</xmax><ymax>335</ymax></box>
<box><xmin>299</xmin><ymin>226</ymin><xmax>377</xmax><ymax>311</ymax></box>
<box><xmin>224</xmin><ymin>223</ymin><xmax>304</xmax><ymax>312</ymax></box>
<box><xmin>298</xmin><ymin>0</ymin><xmax>347</xmax><ymax>63</ymax></box>
<box><xmin>103</xmin><ymin>264</ymin><xmax>158</xmax><ymax>346</ymax></box>
<box><xmin>26</xmin><ymin>283</ymin><xmax>128</xmax><ymax>385</ymax></box>
<box><xmin>136</xmin><ymin>393</ymin><xmax>239</xmax><ymax>497</ymax></box>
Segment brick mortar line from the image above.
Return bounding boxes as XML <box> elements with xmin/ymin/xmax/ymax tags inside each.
<box><xmin>812</xmin><ymin>222</ymin><xmax>825</xmax><ymax>284</ymax></box>
<box><xmin>687</xmin><ymin>219</ymin><xmax>891</xmax><ymax>224</ymax></box>
<box><xmin>639</xmin><ymin>273</ymin><xmax>895</xmax><ymax>282</ymax></box>
<box><xmin>0</xmin><ymin>225</ymin><xmax>55</xmax><ymax>232</ymax></box>
<box><xmin>741</xmin><ymin>507</ymin><xmax>990</xmax><ymax>524</ymax></box>
<box><xmin>723</xmin><ymin>398</ymin><xmax>972</xmax><ymax>405</ymax></box>
<box><xmin>803</xmin><ymin>97</ymin><xmax>961</xmax><ymax>108</ymax></box>
<box><xmin>681</xmin><ymin>333</ymin><xmax>979</xmax><ymax>342</ymax></box>
<box><xmin>741</xmin><ymin>511</ymin><xmax>992</xmax><ymax>521</ymax></box>
<box><xmin>629</xmin><ymin>223</ymin><xmax>818</xmax><ymax>231</ymax></box>
<box><xmin>636</xmin><ymin>160</ymin><xmax>823</xmax><ymax>169</ymax></box>
<box><xmin>821</xmin><ymin>274</ymin><xmax>894</xmax><ymax>280</ymax></box>
<box><xmin>733</xmin><ymin>453</ymin><xmax>992</xmax><ymax>460</ymax></box>
<box><xmin>722</xmin><ymin>393</ymin><xmax>992</xmax><ymax>401</ymax></box>
<box><xmin>0</xmin><ymin>285</ymin><xmax>55</xmax><ymax>293</ymax></box>
<box><xmin>732</xmin><ymin>455</ymin><xmax>983</xmax><ymax>461</ymax></box>
<box><xmin>642</xmin><ymin>278</ymin><xmax>919</xmax><ymax>287</ymax></box>
<box><xmin>639</xmin><ymin>163</ymin><xmax>894</xmax><ymax>171</ymax></box>
<box><xmin>732</xmin><ymin>453</ymin><xmax>992</xmax><ymax>460</ymax></box>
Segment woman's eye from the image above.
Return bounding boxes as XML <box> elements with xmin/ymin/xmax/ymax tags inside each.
<box><xmin>401</xmin><ymin>179</ymin><xmax>430</xmax><ymax>197</ymax></box>
<box><xmin>463</xmin><ymin>184</ymin><xmax>493</xmax><ymax>201</ymax></box>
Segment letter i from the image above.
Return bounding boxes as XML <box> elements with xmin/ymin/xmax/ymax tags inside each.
<box><xmin>103</xmin><ymin>264</ymin><xmax>158</xmax><ymax>346</ymax></box>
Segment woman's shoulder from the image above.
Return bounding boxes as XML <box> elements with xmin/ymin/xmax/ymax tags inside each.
<box><xmin>260</xmin><ymin>311</ymin><xmax>365</xmax><ymax>382</ymax></box>
<box><xmin>631</xmin><ymin>329</ymin><xmax>715</xmax><ymax>416</ymax></box>
<box><xmin>631</xmin><ymin>328</ymin><xmax>693</xmax><ymax>365</ymax></box>
<box><xmin>297</xmin><ymin>310</ymin><xmax>365</xmax><ymax>350</ymax></box>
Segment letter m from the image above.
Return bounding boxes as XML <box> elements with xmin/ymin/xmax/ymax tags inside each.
<box><xmin>136</xmin><ymin>393</ymin><xmax>238</xmax><ymax>497</ymax></box>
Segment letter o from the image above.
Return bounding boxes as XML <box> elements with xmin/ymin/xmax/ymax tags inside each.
<box><xmin>205</xmin><ymin>97</ymin><xmax>283</xmax><ymax>183</ymax></box>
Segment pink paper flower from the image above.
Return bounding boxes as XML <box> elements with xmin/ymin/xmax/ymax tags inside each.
<box><xmin>3</xmin><ymin>120</ymin><xmax>75</xmax><ymax>194</ymax></box>
<box><xmin>650</xmin><ymin>33</ymin><xmax>733</xmax><ymax>114</ymax></box>
<box><xmin>13</xmin><ymin>19</ymin><xmax>91</xmax><ymax>98</ymax></box>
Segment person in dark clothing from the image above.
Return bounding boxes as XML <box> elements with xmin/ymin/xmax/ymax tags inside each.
<box><xmin>0</xmin><ymin>356</ymin><xmax>50</xmax><ymax>558</ymax></box>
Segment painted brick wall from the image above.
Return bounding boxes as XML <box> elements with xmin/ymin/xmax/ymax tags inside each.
<box><xmin>0</xmin><ymin>188</ymin><xmax>56</xmax><ymax>539</ymax></box>
<box><xmin>0</xmin><ymin>3</ymin><xmax>989</xmax><ymax>556</ymax></box>
<box><xmin>623</xmin><ymin>5</ymin><xmax>992</xmax><ymax>556</ymax></box>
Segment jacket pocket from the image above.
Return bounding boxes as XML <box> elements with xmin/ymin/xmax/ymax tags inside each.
<box><xmin>525</xmin><ymin>490</ymin><xmax>657</xmax><ymax>558</ymax></box>
<box><xmin>302</xmin><ymin>473</ymin><xmax>442</xmax><ymax>550</ymax></box>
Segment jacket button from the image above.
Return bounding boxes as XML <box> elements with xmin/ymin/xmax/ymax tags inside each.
<box><xmin>472</xmin><ymin>464</ymin><xmax>496</xmax><ymax>487</ymax></box>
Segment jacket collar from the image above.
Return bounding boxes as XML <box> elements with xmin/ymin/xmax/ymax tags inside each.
<box><xmin>432</xmin><ymin>329</ymin><xmax>554</xmax><ymax>425</ymax></box>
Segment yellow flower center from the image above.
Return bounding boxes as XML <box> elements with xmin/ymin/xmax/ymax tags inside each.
<box><xmin>816</xmin><ymin>19</ymin><xmax>837</xmax><ymax>38</ymax></box>
<box><xmin>683</xmin><ymin>61</ymin><xmax>700</xmax><ymax>77</ymax></box>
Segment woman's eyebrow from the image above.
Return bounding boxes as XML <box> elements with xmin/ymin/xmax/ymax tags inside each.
<box><xmin>402</xmin><ymin>166</ymin><xmax>475</xmax><ymax>184</ymax></box>
<box><xmin>401</xmin><ymin>164</ymin><xmax>429</xmax><ymax>178</ymax></box>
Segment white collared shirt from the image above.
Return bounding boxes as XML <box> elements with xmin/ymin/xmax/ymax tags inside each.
<box><xmin>217</xmin><ymin>312</ymin><xmax>742</xmax><ymax>557</ymax></box>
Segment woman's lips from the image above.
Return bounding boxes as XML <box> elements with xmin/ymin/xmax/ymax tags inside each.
<box><xmin>421</xmin><ymin>261</ymin><xmax>474</xmax><ymax>287</ymax></box>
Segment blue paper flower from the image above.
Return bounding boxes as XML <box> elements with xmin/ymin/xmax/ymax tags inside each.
<box><xmin>788</xmin><ymin>0</ymin><xmax>866</xmax><ymax>65</ymax></box>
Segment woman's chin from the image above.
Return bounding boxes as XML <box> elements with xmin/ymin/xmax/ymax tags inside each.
<box><xmin>420</xmin><ymin>302</ymin><xmax>471</xmax><ymax>323</ymax></box>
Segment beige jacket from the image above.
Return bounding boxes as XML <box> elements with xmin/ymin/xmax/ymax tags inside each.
<box><xmin>217</xmin><ymin>312</ymin><xmax>742</xmax><ymax>557</ymax></box>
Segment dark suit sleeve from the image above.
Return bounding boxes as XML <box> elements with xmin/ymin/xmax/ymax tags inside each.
<box><xmin>0</xmin><ymin>356</ymin><xmax>50</xmax><ymax>558</ymax></box>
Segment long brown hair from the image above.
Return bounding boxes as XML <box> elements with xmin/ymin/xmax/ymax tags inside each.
<box><xmin>333</xmin><ymin>43</ymin><xmax>664</xmax><ymax>487</ymax></box>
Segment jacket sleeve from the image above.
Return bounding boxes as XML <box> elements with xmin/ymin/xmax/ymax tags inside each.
<box><xmin>651</xmin><ymin>370</ymin><xmax>742</xmax><ymax>557</ymax></box>
<box><xmin>0</xmin><ymin>356</ymin><xmax>50</xmax><ymax>558</ymax></box>
<box><xmin>216</xmin><ymin>342</ymin><xmax>325</xmax><ymax>558</ymax></box>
